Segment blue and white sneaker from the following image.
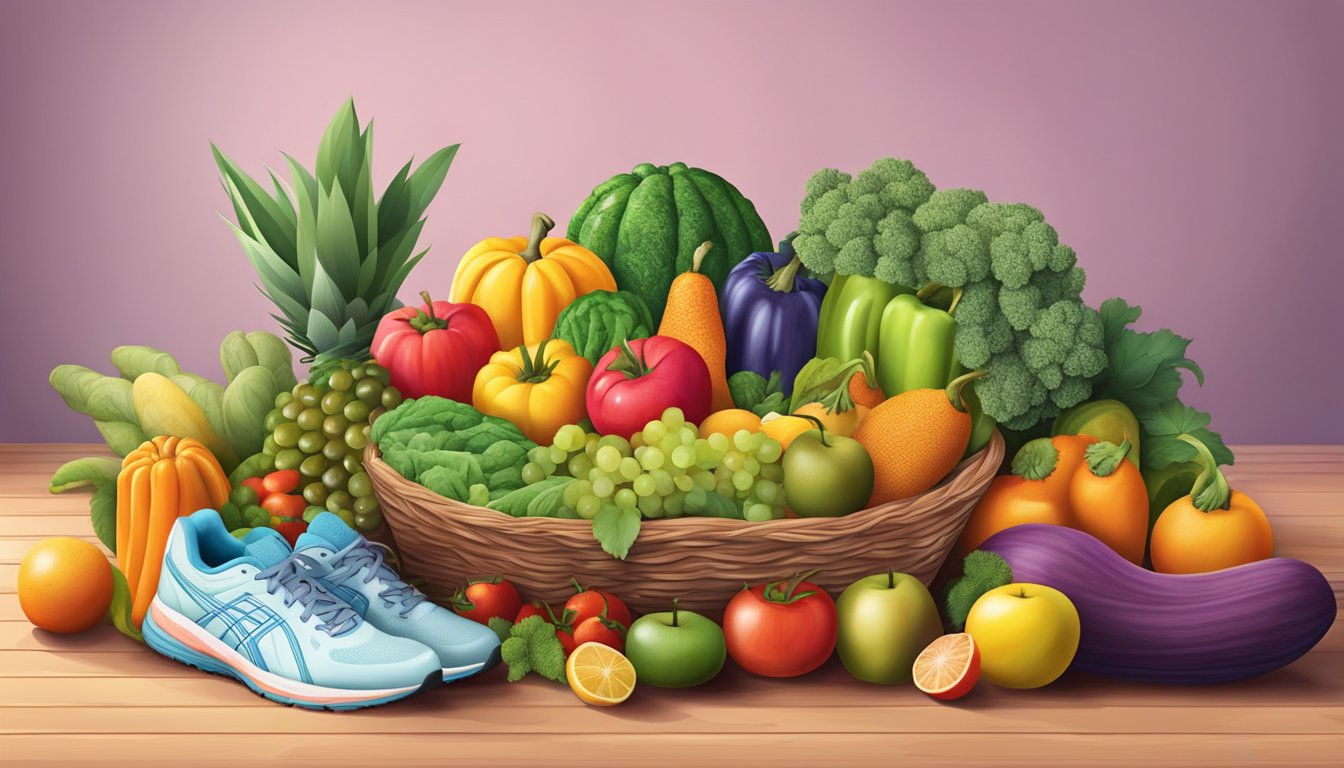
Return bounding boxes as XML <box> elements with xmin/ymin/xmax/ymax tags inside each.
<box><xmin>143</xmin><ymin>509</ymin><xmax>442</xmax><ymax>710</ymax></box>
<box><xmin>294</xmin><ymin>512</ymin><xmax>502</xmax><ymax>683</ymax></box>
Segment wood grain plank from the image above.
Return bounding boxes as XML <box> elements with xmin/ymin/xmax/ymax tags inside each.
<box><xmin>0</xmin><ymin>733</ymin><xmax>1341</xmax><ymax>768</ymax></box>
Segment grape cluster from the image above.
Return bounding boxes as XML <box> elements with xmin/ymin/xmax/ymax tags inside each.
<box><xmin>522</xmin><ymin>408</ymin><xmax>787</xmax><ymax>522</ymax></box>
<box><xmin>260</xmin><ymin>362</ymin><xmax>402</xmax><ymax>531</ymax></box>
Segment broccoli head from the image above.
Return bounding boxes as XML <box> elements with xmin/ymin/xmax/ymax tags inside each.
<box><xmin>796</xmin><ymin>160</ymin><xmax>1109</xmax><ymax>431</ymax></box>
<box><xmin>793</xmin><ymin>158</ymin><xmax>935</xmax><ymax>282</ymax></box>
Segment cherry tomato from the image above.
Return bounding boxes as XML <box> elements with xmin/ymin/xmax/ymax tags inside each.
<box><xmin>723</xmin><ymin>571</ymin><xmax>837</xmax><ymax>678</ymax></box>
<box><xmin>271</xmin><ymin>521</ymin><xmax>308</xmax><ymax>548</ymax></box>
<box><xmin>262</xmin><ymin>469</ymin><xmax>302</xmax><ymax>496</ymax></box>
<box><xmin>555</xmin><ymin>625</ymin><xmax>578</xmax><ymax>657</ymax></box>
<box><xmin>515</xmin><ymin>600</ymin><xmax>551</xmax><ymax>624</ymax></box>
<box><xmin>451</xmin><ymin>577</ymin><xmax>522</xmax><ymax>625</ymax></box>
<box><xmin>564</xmin><ymin>581</ymin><xmax>631</xmax><ymax>631</ymax></box>
<box><xmin>260</xmin><ymin>492</ymin><xmax>307</xmax><ymax>521</ymax></box>
<box><xmin>573</xmin><ymin>616</ymin><xmax>625</xmax><ymax>653</ymax></box>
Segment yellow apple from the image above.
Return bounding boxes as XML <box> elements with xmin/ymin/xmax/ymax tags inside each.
<box><xmin>965</xmin><ymin>583</ymin><xmax>1079</xmax><ymax>689</ymax></box>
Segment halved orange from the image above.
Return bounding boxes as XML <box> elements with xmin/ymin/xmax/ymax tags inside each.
<box><xmin>913</xmin><ymin>633</ymin><xmax>980</xmax><ymax>701</ymax></box>
<box><xmin>566</xmin><ymin>641</ymin><xmax>636</xmax><ymax>706</ymax></box>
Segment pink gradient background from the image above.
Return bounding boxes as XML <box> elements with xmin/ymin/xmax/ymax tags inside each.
<box><xmin>1</xmin><ymin>0</ymin><xmax>1340</xmax><ymax>444</ymax></box>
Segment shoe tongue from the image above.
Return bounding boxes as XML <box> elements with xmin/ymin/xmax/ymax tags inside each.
<box><xmin>243</xmin><ymin>528</ymin><xmax>292</xmax><ymax>568</ymax></box>
<box><xmin>295</xmin><ymin>511</ymin><xmax>359</xmax><ymax>554</ymax></box>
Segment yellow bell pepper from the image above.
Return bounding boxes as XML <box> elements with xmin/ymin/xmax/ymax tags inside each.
<box><xmin>472</xmin><ymin>339</ymin><xmax>593</xmax><ymax>445</ymax></box>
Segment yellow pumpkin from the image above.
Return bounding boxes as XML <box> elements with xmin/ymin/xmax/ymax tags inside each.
<box><xmin>451</xmin><ymin>212</ymin><xmax>616</xmax><ymax>350</ymax></box>
<box><xmin>472</xmin><ymin>338</ymin><xmax>593</xmax><ymax>445</ymax></box>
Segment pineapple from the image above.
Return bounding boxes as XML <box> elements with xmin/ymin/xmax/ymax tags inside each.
<box><xmin>212</xmin><ymin>100</ymin><xmax>457</xmax><ymax>532</ymax></box>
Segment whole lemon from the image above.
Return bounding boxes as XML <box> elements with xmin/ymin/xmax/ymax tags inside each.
<box><xmin>965</xmin><ymin>583</ymin><xmax>1079</xmax><ymax>689</ymax></box>
<box><xmin>18</xmin><ymin>538</ymin><xmax>113</xmax><ymax>634</ymax></box>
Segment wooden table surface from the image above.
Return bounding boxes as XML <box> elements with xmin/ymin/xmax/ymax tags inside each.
<box><xmin>1</xmin><ymin>444</ymin><xmax>1340</xmax><ymax>766</ymax></box>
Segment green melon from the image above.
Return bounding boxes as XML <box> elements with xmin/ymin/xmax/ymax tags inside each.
<box><xmin>566</xmin><ymin>162</ymin><xmax>773</xmax><ymax>324</ymax></box>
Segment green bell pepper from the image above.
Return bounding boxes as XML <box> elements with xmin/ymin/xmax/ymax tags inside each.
<box><xmin>874</xmin><ymin>284</ymin><xmax>995</xmax><ymax>457</ymax></box>
<box><xmin>815</xmin><ymin>274</ymin><xmax>908</xmax><ymax>363</ymax></box>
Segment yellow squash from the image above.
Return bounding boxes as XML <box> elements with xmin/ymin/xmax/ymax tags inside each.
<box><xmin>117</xmin><ymin>436</ymin><xmax>229</xmax><ymax>628</ymax></box>
<box><xmin>451</xmin><ymin>212</ymin><xmax>616</xmax><ymax>350</ymax></box>
<box><xmin>132</xmin><ymin>373</ymin><xmax>239</xmax><ymax>470</ymax></box>
<box><xmin>472</xmin><ymin>338</ymin><xmax>593</xmax><ymax>445</ymax></box>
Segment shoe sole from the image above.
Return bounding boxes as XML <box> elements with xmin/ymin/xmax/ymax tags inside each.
<box><xmin>143</xmin><ymin>598</ymin><xmax>437</xmax><ymax>711</ymax></box>
<box><xmin>441</xmin><ymin>644</ymin><xmax>502</xmax><ymax>684</ymax></box>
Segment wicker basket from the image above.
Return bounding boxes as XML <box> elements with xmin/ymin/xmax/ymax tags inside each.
<box><xmin>367</xmin><ymin>431</ymin><xmax>1003</xmax><ymax>614</ymax></box>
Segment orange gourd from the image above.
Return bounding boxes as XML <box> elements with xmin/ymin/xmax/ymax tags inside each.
<box><xmin>657</xmin><ymin>241</ymin><xmax>733</xmax><ymax>412</ymax></box>
<box><xmin>1067</xmin><ymin>439</ymin><xmax>1150</xmax><ymax>564</ymax></box>
<box><xmin>450</xmin><ymin>212</ymin><xmax>616</xmax><ymax>350</ymax></box>
<box><xmin>117</xmin><ymin>436</ymin><xmax>229</xmax><ymax>628</ymax></box>
<box><xmin>1151</xmin><ymin>435</ymin><xmax>1274</xmax><ymax>573</ymax></box>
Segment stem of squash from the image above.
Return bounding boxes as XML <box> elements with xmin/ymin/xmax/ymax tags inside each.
<box><xmin>945</xmin><ymin>369</ymin><xmax>988</xmax><ymax>413</ymax></box>
<box><xmin>690</xmin><ymin>241</ymin><xmax>713</xmax><ymax>273</ymax></box>
<box><xmin>519</xmin><ymin>212</ymin><xmax>555</xmax><ymax>264</ymax></box>
<box><xmin>1179</xmin><ymin>434</ymin><xmax>1232</xmax><ymax>511</ymax></box>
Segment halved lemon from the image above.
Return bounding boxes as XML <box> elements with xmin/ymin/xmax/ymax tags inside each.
<box><xmin>913</xmin><ymin>633</ymin><xmax>981</xmax><ymax>701</ymax></box>
<box><xmin>566</xmin><ymin>641</ymin><xmax>637</xmax><ymax>706</ymax></box>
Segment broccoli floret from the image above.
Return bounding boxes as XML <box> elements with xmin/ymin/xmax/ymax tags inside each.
<box><xmin>794</xmin><ymin>158</ymin><xmax>935</xmax><ymax>283</ymax></box>
<box><xmin>943</xmin><ymin>550</ymin><xmax>1014</xmax><ymax>631</ymax></box>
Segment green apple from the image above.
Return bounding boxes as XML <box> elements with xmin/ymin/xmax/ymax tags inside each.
<box><xmin>782</xmin><ymin>426</ymin><xmax>874</xmax><ymax>517</ymax></box>
<box><xmin>835</xmin><ymin>571</ymin><xmax>942</xmax><ymax>684</ymax></box>
<box><xmin>965</xmin><ymin>583</ymin><xmax>1079</xmax><ymax>689</ymax></box>
<box><xmin>624</xmin><ymin>601</ymin><xmax>726</xmax><ymax>688</ymax></box>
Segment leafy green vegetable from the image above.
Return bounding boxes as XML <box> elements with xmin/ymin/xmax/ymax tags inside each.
<box><xmin>49</xmin><ymin>457</ymin><xmax>121</xmax><ymax>553</ymax></box>
<box><xmin>593</xmin><ymin>504</ymin><xmax>642</xmax><ymax>560</ymax></box>
<box><xmin>1090</xmin><ymin>298</ymin><xmax>1232</xmax><ymax>472</ymax></box>
<box><xmin>551</xmin><ymin>290</ymin><xmax>655</xmax><ymax>365</ymax></box>
<box><xmin>728</xmin><ymin>370</ymin><xmax>789</xmax><ymax>417</ymax></box>
<box><xmin>488</xmin><ymin>476</ymin><xmax>575</xmax><ymax>517</ymax></box>
<box><xmin>110</xmin><ymin>345</ymin><xmax>180</xmax><ymax>380</ymax></box>
<box><xmin>374</xmin><ymin>397</ymin><xmax>536</xmax><ymax>503</ymax></box>
<box><xmin>943</xmin><ymin>550</ymin><xmax>1014</xmax><ymax>631</ymax></box>
<box><xmin>108</xmin><ymin>566</ymin><xmax>142</xmax><ymax>643</ymax></box>
<box><xmin>499</xmin><ymin>616</ymin><xmax>566</xmax><ymax>683</ymax></box>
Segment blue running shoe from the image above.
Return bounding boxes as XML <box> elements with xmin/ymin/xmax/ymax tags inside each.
<box><xmin>143</xmin><ymin>509</ymin><xmax>441</xmax><ymax>710</ymax></box>
<box><xmin>294</xmin><ymin>512</ymin><xmax>501</xmax><ymax>683</ymax></box>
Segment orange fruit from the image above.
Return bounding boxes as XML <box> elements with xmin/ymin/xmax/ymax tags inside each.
<box><xmin>698</xmin><ymin>409</ymin><xmax>762</xmax><ymax>438</ymax></box>
<box><xmin>758</xmin><ymin>413</ymin><xmax>813</xmax><ymax>450</ymax></box>
<box><xmin>913</xmin><ymin>633</ymin><xmax>981</xmax><ymax>700</ymax></box>
<box><xmin>848</xmin><ymin>370</ymin><xmax>885</xmax><ymax>408</ymax></box>
<box><xmin>18</xmin><ymin>538</ymin><xmax>114</xmax><ymax>634</ymax></box>
<box><xmin>852</xmin><ymin>387</ymin><xmax>972</xmax><ymax>504</ymax></box>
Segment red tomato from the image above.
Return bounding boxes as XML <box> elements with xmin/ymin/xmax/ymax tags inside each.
<box><xmin>555</xmin><ymin>625</ymin><xmax>578</xmax><ymax>657</ymax></box>
<box><xmin>241</xmin><ymin>476</ymin><xmax>268</xmax><ymax>501</ymax></box>
<box><xmin>260</xmin><ymin>493</ymin><xmax>307</xmax><ymax>521</ymax></box>
<box><xmin>564</xmin><ymin>582</ymin><xmax>631</xmax><ymax>631</ymax></box>
<box><xmin>723</xmin><ymin>572</ymin><xmax>837</xmax><ymax>678</ymax></box>
<box><xmin>586</xmin><ymin>336</ymin><xmax>712</xmax><ymax>438</ymax></box>
<box><xmin>515</xmin><ymin>600</ymin><xmax>552</xmax><ymax>624</ymax></box>
<box><xmin>451</xmin><ymin>577</ymin><xmax>522</xmax><ymax>625</ymax></box>
<box><xmin>261</xmin><ymin>469</ymin><xmax>301</xmax><ymax>496</ymax></box>
<box><xmin>271</xmin><ymin>521</ymin><xmax>308</xmax><ymax>548</ymax></box>
<box><xmin>574</xmin><ymin>616</ymin><xmax>625</xmax><ymax>653</ymax></box>
<box><xmin>371</xmin><ymin>291</ymin><xmax>499</xmax><ymax>402</ymax></box>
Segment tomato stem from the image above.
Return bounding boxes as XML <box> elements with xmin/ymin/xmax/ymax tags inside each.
<box><xmin>409</xmin><ymin>291</ymin><xmax>449</xmax><ymax>334</ymax></box>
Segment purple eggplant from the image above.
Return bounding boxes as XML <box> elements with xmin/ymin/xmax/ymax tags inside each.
<box><xmin>720</xmin><ymin>241</ymin><xmax>827</xmax><ymax>394</ymax></box>
<box><xmin>979</xmin><ymin>524</ymin><xmax>1336</xmax><ymax>685</ymax></box>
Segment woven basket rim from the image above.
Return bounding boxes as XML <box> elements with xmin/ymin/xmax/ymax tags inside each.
<box><xmin>366</xmin><ymin>430</ymin><xmax>1004</xmax><ymax>537</ymax></box>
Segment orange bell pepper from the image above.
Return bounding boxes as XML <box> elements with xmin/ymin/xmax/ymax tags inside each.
<box><xmin>1151</xmin><ymin>434</ymin><xmax>1273</xmax><ymax>573</ymax></box>
<box><xmin>956</xmin><ymin>435</ymin><xmax>1094</xmax><ymax>555</ymax></box>
<box><xmin>1068</xmin><ymin>438</ymin><xmax>1150</xmax><ymax>564</ymax></box>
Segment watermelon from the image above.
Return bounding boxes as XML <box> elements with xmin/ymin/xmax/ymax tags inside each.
<box><xmin>566</xmin><ymin>162</ymin><xmax>772</xmax><ymax>324</ymax></box>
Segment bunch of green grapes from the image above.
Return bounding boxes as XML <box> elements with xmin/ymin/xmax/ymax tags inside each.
<box><xmin>521</xmin><ymin>408</ymin><xmax>787</xmax><ymax>522</ymax></box>
<box><xmin>260</xmin><ymin>361</ymin><xmax>402</xmax><ymax>531</ymax></box>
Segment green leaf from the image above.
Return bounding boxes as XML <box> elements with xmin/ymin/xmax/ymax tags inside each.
<box><xmin>90</xmin><ymin>483</ymin><xmax>117</xmax><ymax>553</ymax></box>
<box><xmin>227</xmin><ymin>221</ymin><xmax>306</xmax><ymax>312</ymax></box>
<box><xmin>1141</xmin><ymin>399</ymin><xmax>1234</xmax><ymax>471</ymax></box>
<box><xmin>486</xmin><ymin>476</ymin><xmax>573</xmax><ymax>518</ymax></box>
<box><xmin>212</xmin><ymin>144</ymin><xmax>297</xmax><ymax>266</ymax></box>
<box><xmin>49</xmin><ymin>457</ymin><xmax>121</xmax><ymax>494</ymax></box>
<box><xmin>95</xmin><ymin>421</ymin><xmax>149</xmax><ymax>456</ymax></box>
<box><xmin>488</xmin><ymin>617</ymin><xmax>514</xmax><ymax>644</ymax></box>
<box><xmin>108</xmin><ymin>566</ymin><xmax>142</xmax><ymax>643</ymax></box>
<box><xmin>244</xmin><ymin>331</ymin><xmax>297</xmax><ymax>391</ymax></box>
<box><xmin>789</xmin><ymin>357</ymin><xmax>853</xmax><ymax>412</ymax></box>
<box><xmin>110</xmin><ymin>346</ymin><xmax>180</xmax><ymax>380</ymax></box>
<box><xmin>403</xmin><ymin>144</ymin><xmax>459</xmax><ymax>227</ymax></box>
<box><xmin>219</xmin><ymin>331</ymin><xmax>261</xmax><ymax>382</ymax></box>
<box><xmin>83</xmin><ymin>377</ymin><xmax>138</xmax><ymax>424</ymax></box>
<box><xmin>221</xmin><ymin>367</ymin><xmax>277</xmax><ymax>458</ymax></box>
<box><xmin>1098</xmin><ymin>297</ymin><xmax>1142</xmax><ymax>350</ymax></box>
<box><xmin>315</xmin><ymin>177</ymin><xmax>362</xmax><ymax>298</ymax></box>
<box><xmin>50</xmin><ymin>365</ymin><xmax>105</xmax><ymax>416</ymax></box>
<box><xmin>593</xmin><ymin>504</ymin><xmax>641</xmax><ymax>560</ymax></box>
<box><xmin>315</xmin><ymin>98</ymin><xmax>360</xmax><ymax>192</ymax></box>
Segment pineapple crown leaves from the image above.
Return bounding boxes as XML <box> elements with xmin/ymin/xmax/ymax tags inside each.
<box><xmin>212</xmin><ymin>98</ymin><xmax>459</xmax><ymax>364</ymax></box>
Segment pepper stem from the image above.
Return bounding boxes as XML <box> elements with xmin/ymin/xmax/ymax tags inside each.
<box><xmin>519</xmin><ymin>212</ymin><xmax>554</xmax><ymax>264</ymax></box>
<box><xmin>1012</xmin><ymin>438</ymin><xmax>1061</xmax><ymax>481</ymax></box>
<box><xmin>1084</xmin><ymin>438</ymin><xmax>1132</xmax><ymax>478</ymax></box>
<box><xmin>515</xmin><ymin>339</ymin><xmax>559</xmax><ymax>384</ymax></box>
<box><xmin>1179</xmin><ymin>434</ymin><xmax>1232</xmax><ymax>511</ymax></box>
<box><xmin>691</xmin><ymin>241</ymin><xmax>712</xmax><ymax>273</ymax></box>
<box><xmin>945</xmin><ymin>369</ymin><xmax>988</xmax><ymax>412</ymax></box>
<box><xmin>765</xmin><ymin>254</ymin><xmax>803</xmax><ymax>293</ymax></box>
